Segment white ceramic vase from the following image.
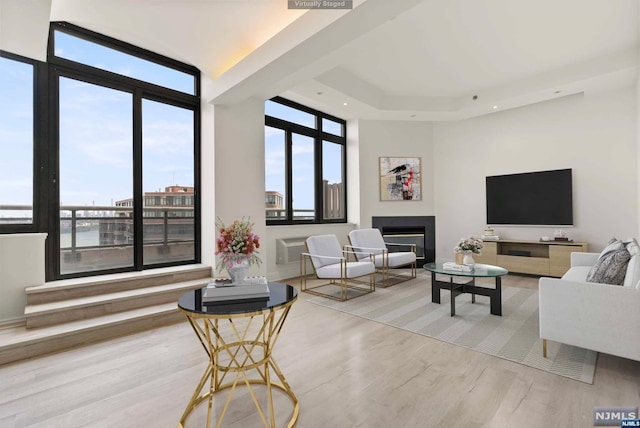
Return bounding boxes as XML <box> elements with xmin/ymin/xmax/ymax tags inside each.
<box><xmin>226</xmin><ymin>258</ymin><xmax>249</xmax><ymax>284</ymax></box>
<box><xmin>462</xmin><ymin>251</ymin><xmax>475</xmax><ymax>266</ymax></box>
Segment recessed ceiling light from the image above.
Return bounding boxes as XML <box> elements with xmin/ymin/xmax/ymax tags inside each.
<box><xmin>410</xmin><ymin>114</ymin><xmax>416</xmax><ymax>118</ymax></box>
<box><xmin>317</xmin><ymin>91</ymin><xmax>323</xmax><ymax>95</ymax></box>
<box><xmin>554</xmin><ymin>90</ymin><xmax>562</xmax><ymax>94</ymax></box>
<box><xmin>493</xmin><ymin>105</ymin><xmax>498</xmax><ymax>109</ymax></box>
<box><xmin>343</xmin><ymin>102</ymin><xmax>348</xmax><ymax>106</ymax></box>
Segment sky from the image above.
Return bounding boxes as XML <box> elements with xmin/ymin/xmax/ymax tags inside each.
<box><xmin>0</xmin><ymin>57</ymin><xmax>34</xmax><ymax>214</ymax></box>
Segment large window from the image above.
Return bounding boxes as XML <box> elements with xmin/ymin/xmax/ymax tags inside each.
<box><xmin>49</xmin><ymin>22</ymin><xmax>200</xmax><ymax>279</ymax></box>
<box><xmin>265</xmin><ymin>97</ymin><xmax>346</xmax><ymax>224</ymax></box>
<box><xmin>0</xmin><ymin>52</ymin><xmax>39</xmax><ymax>230</ymax></box>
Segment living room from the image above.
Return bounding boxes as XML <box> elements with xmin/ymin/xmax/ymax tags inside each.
<box><xmin>1</xmin><ymin>0</ymin><xmax>639</xmax><ymax>426</ymax></box>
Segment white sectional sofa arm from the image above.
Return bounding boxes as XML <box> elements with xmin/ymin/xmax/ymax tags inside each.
<box><xmin>539</xmin><ymin>277</ymin><xmax>640</xmax><ymax>361</ymax></box>
<box><xmin>570</xmin><ymin>252</ymin><xmax>600</xmax><ymax>267</ymax></box>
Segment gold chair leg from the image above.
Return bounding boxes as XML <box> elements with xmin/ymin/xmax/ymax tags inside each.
<box><xmin>542</xmin><ymin>339</ymin><xmax>547</xmax><ymax>358</ymax></box>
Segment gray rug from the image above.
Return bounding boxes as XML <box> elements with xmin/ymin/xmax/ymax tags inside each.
<box><xmin>308</xmin><ymin>275</ymin><xmax>597</xmax><ymax>384</ymax></box>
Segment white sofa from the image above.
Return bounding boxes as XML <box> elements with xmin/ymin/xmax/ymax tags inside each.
<box><xmin>539</xmin><ymin>252</ymin><xmax>640</xmax><ymax>361</ymax></box>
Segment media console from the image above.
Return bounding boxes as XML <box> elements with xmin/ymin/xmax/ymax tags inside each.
<box><xmin>474</xmin><ymin>239</ymin><xmax>589</xmax><ymax>277</ymax></box>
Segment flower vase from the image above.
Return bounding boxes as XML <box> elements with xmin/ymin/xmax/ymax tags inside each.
<box><xmin>455</xmin><ymin>252</ymin><xmax>464</xmax><ymax>265</ymax></box>
<box><xmin>226</xmin><ymin>258</ymin><xmax>249</xmax><ymax>284</ymax></box>
<box><xmin>462</xmin><ymin>251</ymin><xmax>475</xmax><ymax>266</ymax></box>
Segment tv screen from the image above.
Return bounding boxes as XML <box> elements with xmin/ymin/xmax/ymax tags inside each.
<box><xmin>486</xmin><ymin>169</ymin><xmax>573</xmax><ymax>226</ymax></box>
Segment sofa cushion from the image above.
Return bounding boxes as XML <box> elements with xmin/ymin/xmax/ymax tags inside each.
<box><xmin>620</xmin><ymin>238</ymin><xmax>640</xmax><ymax>288</ymax></box>
<box><xmin>623</xmin><ymin>254</ymin><xmax>640</xmax><ymax>288</ymax></box>
<box><xmin>586</xmin><ymin>248</ymin><xmax>630</xmax><ymax>285</ymax></box>
<box><xmin>562</xmin><ymin>266</ymin><xmax>592</xmax><ymax>282</ymax></box>
<box><xmin>624</xmin><ymin>238</ymin><xmax>640</xmax><ymax>256</ymax></box>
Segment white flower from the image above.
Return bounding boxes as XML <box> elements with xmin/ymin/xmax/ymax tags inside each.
<box><xmin>456</xmin><ymin>237</ymin><xmax>484</xmax><ymax>254</ymax></box>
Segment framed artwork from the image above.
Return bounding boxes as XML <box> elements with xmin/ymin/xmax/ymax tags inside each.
<box><xmin>379</xmin><ymin>157</ymin><xmax>422</xmax><ymax>201</ymax></box>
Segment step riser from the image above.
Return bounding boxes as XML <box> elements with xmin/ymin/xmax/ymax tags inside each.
<box><xmin>27</xmin><ymin>267</ymin><xmax>211</xmax><ymax>305</ymax></box>
<box><xmin>26</xmin><ymin>285</ymin><xmax>202</xmax><ymax>329</ymax></box>
<box><xmin>1</xmin><ymin>311</ymin><xmax>185</xmax><ymax>366</ymax></box>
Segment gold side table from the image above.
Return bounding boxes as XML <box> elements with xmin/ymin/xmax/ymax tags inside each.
<box><xmin>177</xmin><ymin>283</ymin><xmax>299</xmax><ymax>428</ymax></box>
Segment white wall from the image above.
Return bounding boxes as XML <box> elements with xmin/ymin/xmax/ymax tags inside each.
<box><xmin>213</xmin><ymin>98</ymin><xmax>267</xmax><ymax>277</ymax></box>
<box><xmin>0</xmin><ymin>233</ymin><xmax>47</xmax><ymax>322</ymax></box>
<box><xmin>357</xmin><ymin>120</ymin><xmax>435</xmax><ymax>227</ymax></box>
<box><xmin>637</xmin><ymin>70</ymin><xmax>640</xmax><ymax>234</ymax></box>
<box><xmin>433</xmin><ymin>89</ymin><xmax>638</xmax><ymax>259</ymax></box>
<box><xmin>0</xmin><ymin>0</ymin><xmax>50</xmax><ymax>61</ymax></box>
<box><xmin>200</xmin><ymin>75</ymin><xmax>217</xmax><ymax>270</ymax></box>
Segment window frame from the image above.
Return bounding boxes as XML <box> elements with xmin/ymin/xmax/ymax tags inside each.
<box><xmin>0</xmin><ymin>50</ymin><xmax>47</xmax><ymax>235</ymax></box>
<box><xmin>265</xmin><ymin>96</ymin><xmax>347</xmax><ymax>225</ymax></box>
<box><xmin>46</xmin><ymin>21</ymin><xmax>201</xmax><ymax>280</ymax></box>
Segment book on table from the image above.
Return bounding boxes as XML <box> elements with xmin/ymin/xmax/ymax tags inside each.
<box><xmin>203</xmin><ymin>276</ymin><xmax>270</xmax><ymax>303</ymax></box>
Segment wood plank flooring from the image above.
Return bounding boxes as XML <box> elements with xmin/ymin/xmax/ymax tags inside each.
<box><xmin>0</xmin><ymin>274</ymin><xmax>638</xmax><ymax>427</ymax></box>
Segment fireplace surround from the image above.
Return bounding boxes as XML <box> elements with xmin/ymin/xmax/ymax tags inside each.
<box><xmin>372</xmin><ymin>216</ymin><xmax>435</xmax><ymax>263</ymax></box>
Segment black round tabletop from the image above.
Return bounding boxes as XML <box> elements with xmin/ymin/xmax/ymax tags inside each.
<box><xmin>178</xmin><ymin>282</ymin><xmax>297</xmax><ymax>316</ymax></box>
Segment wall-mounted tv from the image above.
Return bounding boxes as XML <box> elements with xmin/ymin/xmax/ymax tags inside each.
<box><xmin>486</xmin><ymin>168</ymin><xmax>573</xmax><ymax>226</ymax></box>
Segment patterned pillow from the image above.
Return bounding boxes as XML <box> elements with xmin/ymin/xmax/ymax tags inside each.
<box><xmin>599</xmin><ymin>237</ymin><xmax>624</xmax><ymax>258</ymax></box>
<box><xmin>586</xmin><ymin>248</ymin><xmax>631</xmax><ymax>285</ymax></box>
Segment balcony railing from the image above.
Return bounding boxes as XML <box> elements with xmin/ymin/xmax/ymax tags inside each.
<box><xmin>1</xmin><ymin>204</ymin><xmax>196</xmax><ymax>274</ymax></box>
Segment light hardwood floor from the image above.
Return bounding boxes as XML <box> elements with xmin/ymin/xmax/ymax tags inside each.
<box><xmin>0</xmin><ymin>274</ymin><xmax>638</xmax><ymax>428</ymax></box>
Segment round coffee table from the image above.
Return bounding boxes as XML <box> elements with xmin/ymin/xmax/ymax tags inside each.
<box><xmin>423</xmin><ymin>262</ymin><xmax>508</xmax><ymax>316</ymax></box>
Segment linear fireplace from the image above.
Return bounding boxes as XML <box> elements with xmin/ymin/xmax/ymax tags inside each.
<box><xmin>372</xmin><ymin>216</ymin><xmax>436</xmax><ymax>263</ymax></box>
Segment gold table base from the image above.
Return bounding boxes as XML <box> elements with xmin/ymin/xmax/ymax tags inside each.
<box><xmin>179</xmin><ymin>302</ymin><xmax>298</xmax><ymax>428</ymax></box>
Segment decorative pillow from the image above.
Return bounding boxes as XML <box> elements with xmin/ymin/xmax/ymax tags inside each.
<box><xmin>599</xmin><ymin>237</ymin><xmax>624</xmax><ymax>258</ymax></box>
<box><xmin>586</xmin><ymin>248</ymin><xmax>631</xmax><ymax>285</ymax></box>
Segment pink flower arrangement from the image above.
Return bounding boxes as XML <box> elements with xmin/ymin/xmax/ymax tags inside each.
<box><xmin>215</xmin><ymin>217</ymin><xmax>261</xmax><ymax>270</ymax></box>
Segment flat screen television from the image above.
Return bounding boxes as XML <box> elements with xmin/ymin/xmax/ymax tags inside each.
<box><xmin>486</xmin><ymin>169</ymin><xmax>573</xmax><ymax>226</ymax></box>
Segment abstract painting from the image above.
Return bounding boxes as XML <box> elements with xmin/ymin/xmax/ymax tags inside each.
<box><xmin>379</xmin><ymin>157</ymin><xmax>422</xmax><ymax>201</ymax></box>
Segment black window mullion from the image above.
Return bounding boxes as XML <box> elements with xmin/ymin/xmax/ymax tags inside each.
<box><xmin>314</xmin><ymin>136</ymin><xmax>323</xmax><ymax>222</ymax></box>
<box><xmin>193</xmin><ymin>106</ymin><xmax>201</xmax><ymax>262</ymax></box>
<box><xmin>133</xmin><ymin>90</ymin><xmax>143</xmax><ymax>270</ymax></box>
<box><xmin>47</xmin><ymin>68</ymin><xmax>62</xmax><ymax>281</ymax></box>
<box><xmin>285</xmin><ymin>130</ymin><xmax>293</xmax><ymax>221</ymax></box>
<box><xmin>35</xmin><ymin>61</ymin><xmax>49</xmax><ymax>236</ymax></box>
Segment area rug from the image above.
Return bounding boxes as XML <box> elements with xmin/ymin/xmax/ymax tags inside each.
<box><xmin>308</xmin><ymin>275</ymin><xmax>597</xmax><ymax>384</ymax></box>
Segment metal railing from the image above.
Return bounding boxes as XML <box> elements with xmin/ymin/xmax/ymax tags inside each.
<box><xmin>0</xmin><ymin>204</ymin><xmax>195</xmax><ymax>251</ymax></box>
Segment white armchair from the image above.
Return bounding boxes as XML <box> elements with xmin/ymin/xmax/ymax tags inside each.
<box><xmin>347</xmin><ymin>228</ymin><xmax>417</xmax><ymax>287</ymax></box>
<box><xmin>301</xmin><ymin>234</ymin><xmax>376</xmax><ymax>301</ymax></box>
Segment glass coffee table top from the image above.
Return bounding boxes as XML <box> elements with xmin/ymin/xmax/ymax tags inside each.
<box><xmin>423</xmin><ymin>262</ymin><xmax>508</xmax><ymax>277</ymax></box>
<box><xmin>178</xmin><ymin>282</ymin><xmax>297</xmax><ymax>316</ymax></box>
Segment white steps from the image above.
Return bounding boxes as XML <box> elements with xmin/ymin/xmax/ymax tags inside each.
<box><xmin>0</xmin><ymin>304</ymin><xmax>183</xmax><ymax>366</ymax></box>
<box><xmin>0</xmin><ymin>264</ymin><xmax>213</xmax><ymax>365</ymax></box>
<box><xmin>24</xmin><ymin>278</ymin><xmax>208</xmax><ymax>328</ymax></box>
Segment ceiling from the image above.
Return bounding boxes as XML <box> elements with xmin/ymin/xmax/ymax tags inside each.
<box><xmin>2</xmin><ymin>0</ymin><xmax>639</xmax><ymax>121</ymax></box>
